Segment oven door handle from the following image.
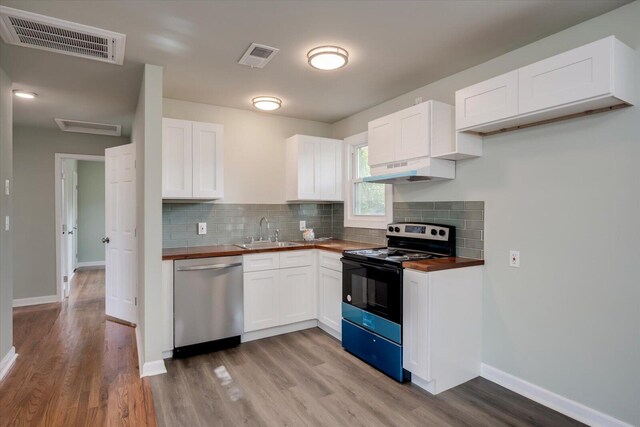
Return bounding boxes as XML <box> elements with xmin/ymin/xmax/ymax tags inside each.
<box><xmin>340</xmin><ymin>258</ymin><xmax>402</xmax><ymax>275</ymax></box>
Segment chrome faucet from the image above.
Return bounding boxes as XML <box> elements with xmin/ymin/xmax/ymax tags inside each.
<box><xmin>275</xmin><ymin>229</ymin><xmax>280</xmax><ymax>242</ymax></box>
<box><xmin>259</xmin><ymin>217</ymin><xmax>270</xmax><ymax>241</ymax></box>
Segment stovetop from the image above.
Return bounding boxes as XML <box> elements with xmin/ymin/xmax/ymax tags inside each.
<box><xmin>342</xmin><ymin>247</ymin><xmax>446</xmax><ymax>266</ymax></box>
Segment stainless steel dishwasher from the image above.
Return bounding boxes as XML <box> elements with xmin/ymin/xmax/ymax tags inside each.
<box><xmin>174</xmin><ymin>256</ymin><xmax>243</xmax><ymax>357</ymax></box>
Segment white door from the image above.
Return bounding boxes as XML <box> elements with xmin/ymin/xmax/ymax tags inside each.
<box><xmin>318</xmin><ymin>267</ymin><xmax>342</xmax><ymax>333</ymax></box>
<box><xmin>60</xmin><ymin>172</ymin><xmax>69</xmax><ymax>298</ymax></box>
<box><xmin>162</xmin><ymin>118</ymin><xmax>193</xmax><ymax>198</ymax></box>
<box><xmin>192</xmin><ymin>121</ymin><xmax>224</xmax><ymax>199</ymax></box>
<box><xmin>319</xmin><ymin>139</ymin><xmax>343</xmax><ymax>201</ymax></box>
<box><xmin>243</xmin><ymin>270</ymin><xmax>280</xmax><ymax>332</ymax></box>
<box><xmin>279</xmin><ymin>266</ymin><xmax>315</xmax><ymax>325</ymax></box>
<box><xmin>367</xmin><ymin>115</ymin><xmax>395</xmax><ymax>166</ymax></box>
<box><xmin>395</xmin><ymin>103</ymin><xmax>430</xmax><ymax>162</ymax></box>
<box><xmin>105</xmin><ymin>144</ymin><xmax>137</xmax><ymax>324</ymax></box>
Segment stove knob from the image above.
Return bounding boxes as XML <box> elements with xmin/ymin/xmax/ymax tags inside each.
<box><xmin>439</xmin><ymin>229</ymin><xmax>446</xmax><ymax>236</ymax></box>
<box><xmin>388</xmin><ymin>226</ymin><xmax>394</xmax><ymax>232</ymax></box>
<box><xmin>394</xmin><ymin>227</ymin><xmax>400</xmax><ymax>232</ymax></box>
<box><xmin>430</xmin><ymin>229</ymin><xmax>437</xmax><ymax>236</ymax></box>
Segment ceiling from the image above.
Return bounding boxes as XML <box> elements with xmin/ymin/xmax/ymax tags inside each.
<box><xmin>0</xmin><ymin>0</ymin><xmax>631</xmax><ymax>136</ymax></box>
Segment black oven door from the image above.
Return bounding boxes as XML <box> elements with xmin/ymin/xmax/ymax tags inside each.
<box><xmin>341</xmin><ymin>258</ymin><xmax>403</xmax><ymax>324</ymax></box>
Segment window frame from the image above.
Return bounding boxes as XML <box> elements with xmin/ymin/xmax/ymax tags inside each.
<box><xmin>343</xmin><ymin>131</ymin><xmax>393</xmax><ymax>229</ymax></box>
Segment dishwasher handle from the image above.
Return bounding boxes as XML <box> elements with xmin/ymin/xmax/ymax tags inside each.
<box><xmin>176</xmin><ymin>262</ymin><xmax>242</xmax><ymax>272</ymax></box>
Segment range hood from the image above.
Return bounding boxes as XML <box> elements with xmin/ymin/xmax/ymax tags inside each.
<box><xmin>364</xmin><ymin>157</ymin><xmax>455</xmax><ymax>185</ymax></box>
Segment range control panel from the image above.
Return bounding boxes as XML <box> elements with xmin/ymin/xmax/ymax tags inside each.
<box><xmin>386</xmin><ymin>222</ymin><xmax>450</xmax><ymax>241</ymax></box>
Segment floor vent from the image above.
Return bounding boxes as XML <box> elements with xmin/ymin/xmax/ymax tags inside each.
<box><xmin>238</xmin><ymin>43</ymin><xmax>279</xmax><ymax>68</ymax></box>
<box><xmin>0</xmin><ymin>5</ymin><xmax>126</xmax><ymax>65</ymax></box>
<box><xmin>55</xmin><ymin>118</ymin><xmax>122</xmax><ymax>136</ymax></box>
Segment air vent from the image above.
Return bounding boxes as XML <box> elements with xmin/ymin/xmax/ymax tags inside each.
<box><xmin>0</xmin><ymin>6</ymin><xmax>126</xmax><ymax>65</ymax></box>
<box><xmin>55</xmin><ymin>118</ymin><xmax>122</xmax><ymax>136</ymax></box>
<box><xmin>238</xmin><ymin>43</ymin><xmax>279</xmax><ymax>68</ymax></box>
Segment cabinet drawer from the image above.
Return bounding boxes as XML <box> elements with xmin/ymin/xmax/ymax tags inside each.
<box><xmin>342</xmin><ymin>320</ymin><xmax>405</xmax><ymax>382</ymax></box>
<box><xmin>455</xmin><ymin>71</ymin><xmax>519</xmax><ymax>130</ymax></box>
<box><xmin>318</xmin><ymin>250</ymin><xmax>342</xmax><ymax>272</ymax></box>
<box><xmin>279</xmin><ymin>250</ymin><xmax>313</xmax><ymax>269</ymax></box>
<box><xmin>243</xmin><ymin>253</ymin><xmax>279</xmax><ymax>272</ymax></box>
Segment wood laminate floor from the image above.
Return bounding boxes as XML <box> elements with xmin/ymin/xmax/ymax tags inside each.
<box><xmin>151</xmin><ymin>328</ymin><xmax>583</xmax><ymax>427</ymax></box>
<box><xmin>0</xmin><ymin>269</ymin><xmax>156</xmax><ymax>427</ymax></box>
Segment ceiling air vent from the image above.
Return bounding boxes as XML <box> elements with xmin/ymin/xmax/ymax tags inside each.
<box><xmin>238</xmin><ymin>43</ymin><xmax>279</xmax><ymax>68</ymax></box>
<box><xmin>55</xmin><ymin>118</ymin><xmax>122</xmax><ymax>137</ymax></box>
<box><xmin>0</xmin><ymin>6</ymin><xmax>126</xmax><ymax>65</ymax></box>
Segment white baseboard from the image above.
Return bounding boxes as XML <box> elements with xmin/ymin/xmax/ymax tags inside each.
<box><xmin>241</xmin><ymin>320</ymin><xmax>318</xmax><ymax>343</ymax></box>
<box><xmin>0</xmin><ymin>346</ymin><xmax>18</xmax><ymax>381</ymax></box>
<box><xmin>162</xmin><ymin>350</ymin><xmax>173</xmax><ymax>359</ymax></box>
<box><xmin>141</xmin><ymin>360</ymin><xmax>167</xmax><ymax>377</ymax></box>
<box><xmin>77</xmin><ymin>261</ymin><xmax>105</xmax><ymax>268</ymax></box>
<box><xmin>13</xmin><ymin>295</ymin><xmax>58</xmax><ymax>307</ymax></box>
<box><xmin>481</xmin><ymin>364</ymin><xmax>632</xmax><ymax>427</ymax></box>
<box><xmin>317</xmin><ymin>322</ymin><xmax>341</xmax><ymax>341</ymax></box>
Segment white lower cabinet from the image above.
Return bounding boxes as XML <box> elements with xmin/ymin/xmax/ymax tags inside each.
<box><xmin>317</xmin><ymin>251</ymin><xmax>343</xmax><ymax>339</ymax></box>
<box><xmin>244</xmin><ymin>269</ymin><xmax>280</xmax><ymax>332</ymax></box>
<box><xmin>243</xmin><ymin>251</ymin><xmax>316</xmax><ymax>333</ymax></box>
<box><xmin>403</xmin><ymin>266</ymin><xmax>483</xmax><ymax>395</ymax></box>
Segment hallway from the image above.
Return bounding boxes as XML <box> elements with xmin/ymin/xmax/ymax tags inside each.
<box><xmin>0</xmin><ymin>269</ymin><xmax>156</xmax><ymax>426</ymax></box>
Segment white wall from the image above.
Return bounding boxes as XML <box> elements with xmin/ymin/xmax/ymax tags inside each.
<box><xmin>133</xmin><ymin>64</ymin><xmax>164</xmax><ymax>369</ymax></box>
<box><xmin>163</xmin><ymin>99</ymin><xmax>333</xmax><ymax>204</ymax></box>
<box><xmin>331</xmin><ymin>2</ymin><xmax>640</xmax><ymax>424</ymax></box>
<box><xmin>12</xmin><ymin>127</ymin><xmax>127</xmax><ymax>300</ymax></box>
<box><xmin>0</xmin><ymin>65</ymin><xmax>14</xmax><ymax>367</ymax></box>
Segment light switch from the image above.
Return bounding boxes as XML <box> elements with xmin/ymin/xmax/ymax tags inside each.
<box><xmin>198</xmin><ymin>222</ymin><xmax>207</xmax><ymax>235</ymax></box>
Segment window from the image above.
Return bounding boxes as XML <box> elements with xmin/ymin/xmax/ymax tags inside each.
<box><xmin>344</xmin><ymin>132</ymin><xmax>392</xmax><ymax>229</ymax></box>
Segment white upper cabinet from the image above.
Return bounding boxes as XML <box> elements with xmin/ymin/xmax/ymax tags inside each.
<box><xmin>367</xmin><ymin>101</ymin><xmax>455</xmax><ymax>167</ymax></box>
<box><xmin>455</xmin><ymin>71</ymin><xmax>519</xmax><ymax>131</ymax></box>
<box><xmin>192</xmin><ymin>122</ymin><xmax>224</xmax><ymax>199</ymax></box>
<box><xmin>456</xmin><ymin>36</ymin><xmax>635</xmax><ymax>135</ymax></box>
<box><xmin>286</xmin><ymin>134</ymin><xmax>343</xmax><ymax>202</ymax></box>
<box><xmin>162</xmin><ymin>118</ymin><xmax>224</xmax><ymax>200</ymax></box>
<box><xmin>162</xmin><ymin>118</ymin><xmax>193</xmax><ymax>198</ymax></box>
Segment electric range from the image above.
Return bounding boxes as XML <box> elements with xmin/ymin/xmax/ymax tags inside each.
<box><xmin>340</xmin><ymin>222</ymin><xmax>456</xmax><ymax>382</ymax></box>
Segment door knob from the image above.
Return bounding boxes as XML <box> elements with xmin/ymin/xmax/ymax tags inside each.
<box><xmin>102</xmin><ymin>237</ymin><xmax>110</xmax><ymax>244</ymax></box>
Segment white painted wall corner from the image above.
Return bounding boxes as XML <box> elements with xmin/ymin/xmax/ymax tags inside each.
<box><xmin>0</xmin><ymin>346</ymin><xmax>17</xmax><ymax>381</ymax></box>
<box><xmin>481</xmin><ymin>364</ymin><xmax>633</xmax><ymax>427</ymax></box>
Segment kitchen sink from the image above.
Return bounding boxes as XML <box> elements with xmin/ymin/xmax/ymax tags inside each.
<box><xmin>234</xmin><ymin>241</ymin><xmax>304</xmax><ymax>250</ymax></box>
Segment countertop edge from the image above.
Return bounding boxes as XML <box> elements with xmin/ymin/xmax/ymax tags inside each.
<box><xmin>403</xmin><ymin>257</ymin><xmax>485</xmax><ymax>272</ymax></box>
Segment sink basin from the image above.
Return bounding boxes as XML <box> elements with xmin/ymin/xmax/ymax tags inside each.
<box><xmin>234</xmin><ymin>241</ymin><xmax>304</xmax><ymax>250</ymax></box>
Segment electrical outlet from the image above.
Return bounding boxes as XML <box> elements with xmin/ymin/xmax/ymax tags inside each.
<box><xmin>509</xmin><ymin>250</ymin><xmax>520</xmax><ymax>267</ymax></box>
<box><xmin>299</xmin><ymin>220</ymin><xmax>306</xmax><ymax>231</ymax></box>
<box><xmin>197</xmin><ymin>222</ymin><xmax>207</xmax><ymax>235</ymax></box>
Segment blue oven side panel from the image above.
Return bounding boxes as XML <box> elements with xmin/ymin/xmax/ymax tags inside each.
<box><xmin>342</xmin><ymin>302</ymin><xmax>401</xmax><ymax>344</ymax></box>
<box><xmin>342</xmin><ymin>320</ymin><xmax>409</xmax><ymax>382</ymax></box>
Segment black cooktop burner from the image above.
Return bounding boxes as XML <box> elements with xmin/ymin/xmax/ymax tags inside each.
<box><xmin>344</xmin><ymin>247</ymin><xmax>442</xmax><ymax>265</ymax></box>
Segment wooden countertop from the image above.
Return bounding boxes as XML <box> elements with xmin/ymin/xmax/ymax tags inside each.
<box><xmin>162</xmin><ymin>240</ymin><xmax>379</xmax><ymax>260</ymax></box>
<box><xmin>403</xmin><ymin>257</ymin><xmax>485</xmax><ymax>272</ymax></box>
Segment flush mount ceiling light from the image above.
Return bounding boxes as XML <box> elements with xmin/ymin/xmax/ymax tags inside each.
<box><xmin>13</xmin><ymin>89</ymin><xmax>37</xmax><ymax>99</ymax></box>
<box><xmin>252</xmin><ymin>96</ymin><xmax>282</xmax><ymax>111</ymax></box>
<box><xmin>307</xmin><ymin>45</ymin><xmax>348</xmax><ymax>71</ymax></box>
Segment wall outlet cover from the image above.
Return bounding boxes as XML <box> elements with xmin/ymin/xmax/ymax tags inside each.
<box><xmin>198</xmin><ymin>222</ymin><xmax>207</xmax><ymax>235</ymax></box>
<box><xmin>509</xmin><ymin>250</ymin><xmax>520</xmax><ymax>267</ymax></box>
<box><xmin>299</xmin><ymin>220</ymin><xmax>306</xmax><ymax>231</ymax></box>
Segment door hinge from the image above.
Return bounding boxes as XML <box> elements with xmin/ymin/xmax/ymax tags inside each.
<box><xmin>135</xmin><ymin>297</ymin><xmax>137</xmax><ymax>306</ymax></box>
<box><xmin>134</xmin><ymin>228</ymin><xmax>137</xmax><ymax>237</ymax></box>
<box><xmin>63</xmin><ymin>275</ymin><xmax>68</xmax><ymax>283</ymax></box>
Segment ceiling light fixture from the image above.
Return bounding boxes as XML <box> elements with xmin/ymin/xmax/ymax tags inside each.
<box><xmin>307</xmin><ymin>45</ymin><xmax>348</xmax><ymax>71</ymax></box>
<box><xmin>252</xmin><ymin>96</ymin><xmax>282</xmax><ymax>111</ymax></box>
<box><xmin>13</xmin><ymin>90</ymin><xmax>37</xmax><ymax>99</ymax></box>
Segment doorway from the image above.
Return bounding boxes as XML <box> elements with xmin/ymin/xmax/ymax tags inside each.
<box><xmin>55</xmin><ymin>154</ymin><xmax>105</xmax><ymax>301</ymax></box>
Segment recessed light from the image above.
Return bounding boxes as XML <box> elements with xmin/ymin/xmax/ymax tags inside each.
<box><xmin>252</xmin><ymin>96</ymin><xmax>282</xmax><ymax>111</ymax></box>
<box><xmin>13</xmin><ymin>90</ymin><xmax>38</xmax><ymax>99</ymax></box>
<box><xmin>307</xmin><ymin>46</ymin><xmax>348</xmax><ymax>71</ymax></box>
